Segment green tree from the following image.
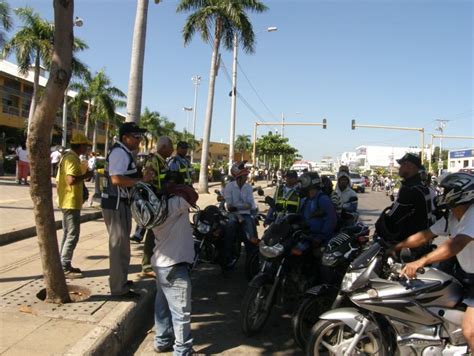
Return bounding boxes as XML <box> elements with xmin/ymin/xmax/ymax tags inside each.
<box><xmin>126</xmin><ymin>0</ymin><xmax>161</xmax><ymax>123</ymax></box>
<box><xmin>235</xmin><ymin>134</ymin><xmax>251</xmax><ymax>161</ymax></box>
<box><xmin>2</xmin><ymin>6</ymin><xmax>87</xmax><ymax>135</ymax></box>
<box><xmin>28</xmin><ymin>0</ymin><xmax>74</xmax><ymax>303</ymax></box>
<box><xmin>0</xmin><ymin>0</ymin><xmax>12</xmax><ymax>46</ymax></box>
<box><xmin>177</xmin><ymin>0</ymin><xmax>268</xmax><ymax>193</ymax></box>
<box><xmin>256</xmin><ymin>132</ymin><xmax>299</xmax><ymax>169</ymax></box>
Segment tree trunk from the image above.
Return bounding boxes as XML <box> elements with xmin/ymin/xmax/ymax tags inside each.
<box><xmin>198</xmin><ymin>19</ymin><xmax>222</xmax><ymax>194</ymax></box>
<box><xmin>92</xmin><ymin>120</ymin><xmax>97</xmax><ymax>152</ymax></box>
<box><xmin>27</xmin><ymin>0</ymin><xmax>74</xmax><ymax>304</ymax></box>
<box><xmin>84</xmin><ymin>102</ymin><xmax>91</xmax><ymax>137</ymax></box>
<box><xmin>126</xmin><ymin>0</ymin><xmax>149</xmax><ymax>123</ymax></box>
<box><xmin>27</xmin><ymin>51</ymin><xmax>41</xmax><ymax>136</ymax></box>
<box><xmin>104</xmin><ymin>119</ymin><xmax>110</xmax><ymax>155</ymax></box>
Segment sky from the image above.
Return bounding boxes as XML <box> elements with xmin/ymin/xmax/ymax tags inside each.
<box><xmin>6</xmin><ymin>0</ymin><xmax>474</xmax><ymax>161</ymax></box>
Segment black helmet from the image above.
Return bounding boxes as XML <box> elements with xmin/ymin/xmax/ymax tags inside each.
<box><xmin>299</xmin><ymin>172</ymin><xmax>321</xmax><ymax>190</ymax></box>
<box><xmin>436</xmin><ymin>173</ymin><xmax>474</xmax><ymax>208</ymax></box>
<box><xmin>375</xmin><ymin>207</ymin><xmax>402</xmax><ymax>242</ymax></box>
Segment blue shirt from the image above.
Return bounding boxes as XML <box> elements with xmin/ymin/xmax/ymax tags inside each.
<box><xmin>300</xmin><ymin>191</ymin><xmax>337</xmax><ymax>243</ymax></box>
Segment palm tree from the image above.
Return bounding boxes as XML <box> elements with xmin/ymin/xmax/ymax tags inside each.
<box><xmin>177</xmin><ymin>0</ymin><xmax>268</xmax><ymax>193</ymax></box>
<box><xmin>0</xmin><ymin>0</ymin><xmax>12</xmax><ymax>47</ymax></box>
<box><xmin>126</xmin><ymin>0</ymin><xmax>161</xmax><ymax>123</ymax></box>
<box><xmin>70</xmin><ymin>70</ymin><xmax>125</xmax><ymax>153</ymax></box>
<box><xmin>2</xmin><ymin>7</ymin><xmax>87</xmax><ymax>135</ymax></box>
<box><xmin>235</xmin><ymin>134</ymin><xmax>251</xmax><ymax>161</ymax></box>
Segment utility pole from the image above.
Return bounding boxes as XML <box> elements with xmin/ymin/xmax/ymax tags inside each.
<box><xmin>228</xmin><ymin>33</ymin><xmax>238</xmax><ymax>174</ymax></box>
<box><xmin>279</xmin><ymin>112</ymin><xmax>285</xmax><ymax>169</ymax></box>
<box><xmin>191</xmin><ymin>75</ymin><xmax>201</xmax><ymax>163</ymax></box>
<box><xmin>435</xmin><ymin>119</ymin><xmax>449</xmax><ymax>175</ymax></box>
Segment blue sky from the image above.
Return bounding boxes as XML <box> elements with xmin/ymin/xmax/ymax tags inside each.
<box><xmin>6</xmin><ymin>0</ymin><xmax>473</xmax><ymax>161</ymax></box>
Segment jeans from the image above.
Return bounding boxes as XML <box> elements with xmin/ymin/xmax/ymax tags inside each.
<box><xmin>153</xmin><ymin>264</ymin><xmax>193</xmax><ymax>356</ymax></box>
<box><xmin>222</xmin><ymin>215</ymin><xmax>257</xmax><ymax>265</ymax></box>
<box><xmin>60</xmin><ymin>209</ymin><xmax>81</xmax><ymax>269</ymax></box>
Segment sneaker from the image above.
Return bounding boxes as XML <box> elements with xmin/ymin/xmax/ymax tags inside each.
<box><xmin>67</xmin><ymin>266</ymin><xmax>82</xmax><ymax>273</ymax></box>
<box><xmin>64</xmin><ymin>270</ymin><xmax>83</xmax><ymax>279</ymax></box>
<box><xmin>130</xmin><ymin>235</ymin><xmax>143</xmax><ymax>243</ymax></box>
<box><xmin>153</xmin><ymin>341</ymin><xmax>174</xmax><ymax>353</ymax></box>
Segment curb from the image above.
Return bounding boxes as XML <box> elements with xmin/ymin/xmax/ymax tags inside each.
<box><xmin>64</xmin><ymin>280</ymin><xmax>156</xmax><ymax>356</ymax></box>
<box><xmin>0</xmin><ymin>211</ymin><xmax>103</xmax><ymax>246</ymax></box>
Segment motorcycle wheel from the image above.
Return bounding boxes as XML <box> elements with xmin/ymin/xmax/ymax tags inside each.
<box><xmin>244</xmin><ymin>250</ymin><xmax>261</xmax><ymax>281</ymax></box>
<box><xmin>306</xmin><ymin>319</ymin><xmax>387</xmax><ymax>356</ymax></box>
<box><xmin>193</xmin><ymin>239</ymin><xmax>216</xmax><ymax>264</ymax></box>
<box><xmin>240</xmin><ymin>280</ymin><xmax>274</xmax><ymax>336</ymax></box>
<box><xmin>291</xmin><ymin>292</ymin><xmax>336</xmax><ymax>350</ymax></box>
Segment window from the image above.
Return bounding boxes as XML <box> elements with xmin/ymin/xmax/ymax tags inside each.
<box><xmin>450</xmin><ymin>161</ymin><xmax>455</xmax><ymax>168</ymax></box>
<box><xmin>464</xmin><ymin>160</ymin><xmax>469</xmax><ymax>168</ymax></box>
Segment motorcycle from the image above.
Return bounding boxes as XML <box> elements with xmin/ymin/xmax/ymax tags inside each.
<box><xmin>240</xmin><ymin>197</ymin><xmax>319</xmax><ymax>336</ymax></box>
<box><xmin>291</xmin><ymin>221</ymin><xmax>370</xmax><ymax>349</ymax></box>
<box><xmin>306</xmin><ymin>238</ymin><xmax>470</xmax><ymax>355</ymax></box>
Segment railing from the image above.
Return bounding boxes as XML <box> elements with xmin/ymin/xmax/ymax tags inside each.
<box><xmin>2</xmin><ymin>104</ymin><xmax>20</xmax><ymax>116</ymax></box>
<box><xmin>0</xmin><ymin>85</ymin><xmax>32</xmax><ymax>98</ymax></box>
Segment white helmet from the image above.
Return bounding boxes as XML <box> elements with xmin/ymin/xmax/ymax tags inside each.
<box><xmin>130</xmin><ymin>182</ymin><xmax>168</xmax><ymax>229</ymax></box>
<box><xmin>436</xmin><ymin>173</ymin><xmax>474</xmax><ymax>208</ymax></box>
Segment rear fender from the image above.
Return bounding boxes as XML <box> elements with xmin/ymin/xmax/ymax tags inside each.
<box><xmin>319</xmin><ymin>307</ymin><xmax>371</xmax><ymax>332</ymax></box>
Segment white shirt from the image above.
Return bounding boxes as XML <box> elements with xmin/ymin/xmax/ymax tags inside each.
<box><xmin>151</xmin><ymin>196</ymin><xmax>195</xmax><ymax>267</ymax></box>
<box><xmin>430</xmin><ymin>204</ymin><xmax>474</xmax><ymax>273</ymax></box>
<box><xmin>16</xmin><ymin>147</ymin><xmax>29</xmax><ymax>163</ymax></box>
<box><xmin>88</xmin><ymin>156</ymin><xmax>97</xmax><ymax>171</ymax></box>
<box><xmin>335</xmin><ymin>185</ymin><xmax>358</xmax><ymax>205</ymax></box>
<box><xmin>223</xmin><ymin>181</ymin><xmax>256</xmax><ymax>215</ymax></box>
<box><xmin>108</xmin><ymin>142</ymin><xmax>136</xmax><ymax>197</ymax></box>
<box><xmin>50</xmin><ymin>150</ymin><xmax>61</xmax><ymax>164</ymax></box>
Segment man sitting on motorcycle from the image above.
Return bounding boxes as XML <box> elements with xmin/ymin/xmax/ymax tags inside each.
<box><xmin>397</xmin><ymin>173</ymin><xmax>474</xmax><ymax>350</ymax></box>
<box><xmin>222</xmin><ymin>163</ymin><xmax>258</xmax><ymax>268</ymax></box>
<box><xmin>335</xmin><ymin>171</ymin><xmax>358</xmax><ymax>213</ymax></box>
<box><xmin>264</xmin><ymin>170</ymin><xmax>300</xmax><ymax>226</ymax></box>
<box><xmin>292</xmin><ymin>172</ymin><xmax>338</xmax><ymax>255</ymax></box>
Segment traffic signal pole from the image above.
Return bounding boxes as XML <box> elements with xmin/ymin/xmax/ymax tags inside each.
<box><xmin>252</xmin><ymin>120</ymin><xmax>327</xmax><ymax>167</ymax></box>
<box><xmin>351</xmin><ymin>120</ymin><xmax>425</xmax><ymax>162</ymax></box>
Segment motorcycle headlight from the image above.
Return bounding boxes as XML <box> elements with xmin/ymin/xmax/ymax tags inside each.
<box><xmin>341</xmin><ymin>269</ymin><xmax>364</xmax><ymax>292</ymax></box>
<box><xmin>197</xmin><ymin>221</ymin><xmax>211</xmax><ymax>234</ymax></box>
<box><xmin>259</xmin><ymin>241</ymin><xmax>284</xmax><ymax>258</ymax></box>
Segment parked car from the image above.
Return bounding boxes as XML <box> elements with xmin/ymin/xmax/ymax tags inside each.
<box><xmin>349</xmin><ymin>172</ymin><xmax>365</xmax><ymax>193</ymax></box>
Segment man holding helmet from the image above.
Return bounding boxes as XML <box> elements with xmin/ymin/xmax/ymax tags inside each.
<box><xmin>397</xmin><ymin>172</ymin><xmax>474</xmax><ymax>350</ymax></box>
<box><xmin>293</xmin><ymin>172</ymin><xmax>337</xmax><ymax>254</ymax></box>
<box><xmin>222</xmin><ymin>163</ymin><xmax>258</xmax><ymax>269</ymax></box>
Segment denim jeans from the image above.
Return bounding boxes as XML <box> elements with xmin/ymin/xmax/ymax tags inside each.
<box><xmin>222</xmin><ymin>214</ymin><xmax>257</xmax><ymax>265</ymax></box>
<box><xmin>153</xmin><ymin>264</ymin><xmax>193</xmax><ymax>356</ymax></box>
<box><xmin>60</xmin><ymin>209</ymin><xmax>81</xmax><ymax>269</ymax></box>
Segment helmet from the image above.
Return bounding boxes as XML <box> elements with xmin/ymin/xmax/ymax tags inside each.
<box><xmin>320</xmin><ymin>175</ymin><xmax>333</xmax><ymax>195</ymax></box>
<box><xmin>375</xmin><ymin>207</ymin><xmax>402</xmax><ymax>242</ymax></box>
<box><xmin>436</xmin><ymin>173</ymin><xmax>474</xmax><ymax>208</ymax></box>
<box><xmin>230</xmin><ymin>162</ymin><xmax>250</xmax><ymax>178</ymax></box>
<box><xmin>299</xmin><ymin>172</ymin><xmax>321</xmax><ymax>190</ymax></box>
<box><xmin>130</xmin><ymin>182</ymin><xmax>168</xmax><ymax>229</ymax></box>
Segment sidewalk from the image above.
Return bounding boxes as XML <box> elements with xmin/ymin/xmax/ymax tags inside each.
<box><xmin>0</xmin><ymin>191</ymin><xmax>219</xmax><ymax>356</ymax></box>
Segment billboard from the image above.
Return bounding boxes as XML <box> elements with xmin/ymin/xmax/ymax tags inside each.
<box><xmin>449</xmin><ymin>149</ymin><xmax>474</xmax><ymax>159</ymax></box>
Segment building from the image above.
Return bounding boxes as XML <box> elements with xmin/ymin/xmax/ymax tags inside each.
<box><xmin>191</xmin><ymin>141</ymin><xmax>251</xmax><ymax>165</ymax></box>
<box><xmin>448</xmin><ymin>148</ymin><xmax>474</xmax><ymax>173</ymax></box>
<box><xmin>340</xmin><ymin>152</ymin><xmax>357</xmax><ymax>166</ymax></box>
<box><xmin>354</xmin><ymin>145</ymin><xmax>430</xmax><ymax>171</ymax></box>
<box><xmin>0</xmin><ymin>59</ymin><xmax>124</xmax><ymax>154</ymax></box>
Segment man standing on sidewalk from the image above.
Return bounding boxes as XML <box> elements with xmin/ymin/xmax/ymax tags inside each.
<box><xmin>101</xmin><ymin>122</ymin><xmax>153</xmax><ymax>298</ymax></box>
<box><xmin>151</xmin><ymin>178</ymin><xmax>197</xmax><ymax>354</ymax></box>
<box><xmin>139</xmin><ymin>136</ymin><xmax>173</xmax><ymax>278</ymax></box>
<box><xmin>56</xmin><ymin>133</ymin><xmax>92</xmax><ymax>278</ymax></box>
<box><xmin>168</xmin><ymin>141</ymin><xmax>194</xmax><ymax>186</ymax></box>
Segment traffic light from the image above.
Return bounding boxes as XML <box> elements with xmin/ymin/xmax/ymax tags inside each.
<box><xmin>322</xmin><ymin>118</ymin><xmax>327</xmax><ymax>129</ymax></box>
<box><xmin>351</xmin><ymin>119</ymin><xmax>356</xmax><ymax>130</ymax></box>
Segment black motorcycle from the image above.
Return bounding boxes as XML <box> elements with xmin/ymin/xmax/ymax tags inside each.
<box><xmin>291</xmin><ymin>221</ymin><xmax>370</xmax><ymax>349</ymax></box>
<box><xmin>240</xmin><ymin>200</ymin><xmax>319</xmax><ymax>336</ymax></box>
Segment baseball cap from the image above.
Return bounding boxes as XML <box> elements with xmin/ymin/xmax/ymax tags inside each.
<box><xmin>285</xmin><ymin>170</ymin><xmax>298</xmax><ymax>178</ymax></box>
<box><xmin>397</xmin><ymin>153</ymin><xmax>422</xmax><ymax>168</ymax></box>
<box><xmin>70</xmin><ymin>133</ymin><xmax>92</xmax><ymax>145</ymax></box>
<box><xmin>119</xmin><ymin>122</ymin><xmax>147</xmax><ymax>139</ymax></box>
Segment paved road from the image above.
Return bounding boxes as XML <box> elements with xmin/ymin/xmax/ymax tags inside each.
<box><xmin>129</xmin><ymin>189</ymin><xmax>392</xmax><ymax>355</ymax></box>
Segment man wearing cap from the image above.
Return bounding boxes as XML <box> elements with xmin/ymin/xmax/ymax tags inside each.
<box><xmin>335</xmin><ymin>171</ymin><xmax>358</xmax><ymax>213</ymax></box>
<box><xmin>56</xmin><ymin>133</ymin><xmax>93</xmax><ymax>278</ymax></box>
<box><xmin>264</xmin><ymin>170</ymin><xmax>300</xmax><ymax>226</ymax></box>
<box><xmin>168</xmin><ymin>141</ymin><xmax>194</xmax><ymax>187</ymax></box>
<box><xmin>378</xmin><ymin>153</ymin><xmax>436</xmax><ymax>258</ymax></box>
<box><xmin>101</xmin><ymin>122</ymin><xmax>153</xmax><ymax>298</ymax></box>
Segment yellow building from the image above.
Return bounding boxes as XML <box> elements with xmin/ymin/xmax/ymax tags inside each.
<box><xmin>192</xmin><ymin>140</ymin><xmax>251</xmax><ymax>164</ymax></box>
<box><xmin>0</xmin><ymin>59</ymin><xmax>124</xmax><ymax>154</ymax></box>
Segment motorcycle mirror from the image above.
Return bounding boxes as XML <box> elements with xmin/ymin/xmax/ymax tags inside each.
<box><xmin>257</xmin><ymin>188</ymin><xmax>264</xmax><ymax>196</ymax></box>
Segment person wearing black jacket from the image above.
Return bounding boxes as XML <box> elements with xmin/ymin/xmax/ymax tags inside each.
<box><xmin>378</xmin><ymin>153</ymin><xmax>435</xmax><ymax>258</ymax></box>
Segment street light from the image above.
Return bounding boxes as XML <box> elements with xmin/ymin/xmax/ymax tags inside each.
<box><xmin>228</xmin><ymin>26</ymin><xmax>277</xmax><ymax>173</ymax></box>
<box><xmin>182</xmin><ymin>106</ymin><xmax>193</xmax><ymax>133</ymax></box>
<box><xmin>190</xmin><ymin>75</ymin><xmax>201</xmax><ymax>163</ymax></box>
<box><xmin>61</xmin><ymin>16</ymin><xmax>84</xmax><ymax>148</ymax></box>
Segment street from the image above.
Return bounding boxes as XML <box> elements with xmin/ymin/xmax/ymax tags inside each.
<box><xmin>129</xmin><ymin>189</ymin><xmax>391</xmax><ymax>355</ymax></box>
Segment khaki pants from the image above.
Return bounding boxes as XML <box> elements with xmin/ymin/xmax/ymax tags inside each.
<box><xmin>103</xmin><ymin>203</ymin><xmax>132</xmax><ymax>295</ymax></box>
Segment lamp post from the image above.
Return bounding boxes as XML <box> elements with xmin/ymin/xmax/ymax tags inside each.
<box><xmin>228</xmin><ymin>27</ymin><xmax>277</xmax><ymax>173</ymax></box>
<box><xmin>191</xmin><ymin>75</ymin><xmax>201</xmax><ymax>163</ymax></box>
<box><xmin>183</xmin><ymin>106</ymin><xmax>193</xmax><ymax>133</ymax></box>
<box><xmin>61</xmin><ymin>16</ymin><xmax>83</xmax><ymax>148</ymax></box>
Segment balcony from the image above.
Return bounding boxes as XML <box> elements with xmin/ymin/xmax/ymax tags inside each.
<box><xmin>2</xmin><ymin>104</ymin><xmax>20</xmax><ymax>116</ymax></box>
